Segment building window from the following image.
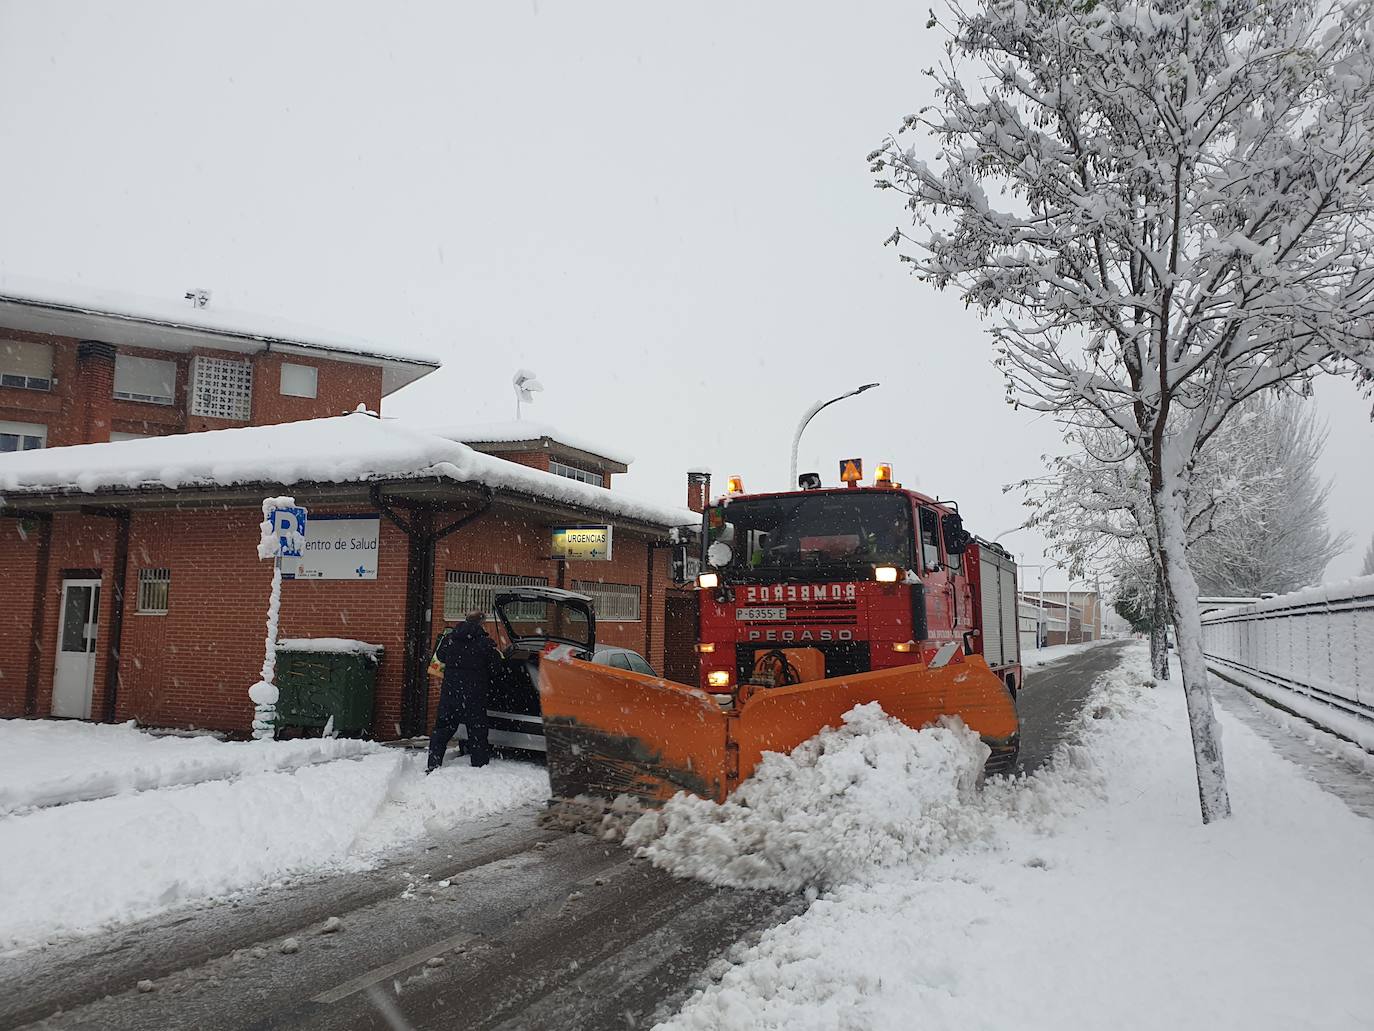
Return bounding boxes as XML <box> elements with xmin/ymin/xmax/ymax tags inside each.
<box><xmin>190</xmin><ymin>356</ymin><xmax>253</xmax><ymax>420</ymax></box>
<box><xmin>550</xmin><ymin>460</ymin><xmax>604</xmax><ymax>487</ymax></box>
<box><xmin>279</xmin><ymin>362</ymin><xmax>318</xmax><ymax>399</ymax></box>
<box><xmin>443</xmin><ymin>571</ymin><xmax>548</xmax><ymax>621</ymax></box>
<box><xmin>0</xmin><ymin>420</ymin><xmax>46</xmax><ymax>452</ymax></box>
<box><xmin>0</xmin><ymin>340</ymin><xmax>53</xmax><ymax>391</ymax></box>
<box><xmin>136</xmin><ymin>568</ymin><xmax>171</xmax><ymax>614</ymax></box>
<box><xmin>110</xmin><ymin>431</ymin><xmax>151</xmax><ymax>442</ymax></box>
<box><xmin>114</xmin><ymin>355</ymin><xmax>177</xmax><ymax>405</ymax></box>
<box><xmin>572</xmin><ymin>580</ymin><xmax>641</xmax><ymax>622</ymax></box>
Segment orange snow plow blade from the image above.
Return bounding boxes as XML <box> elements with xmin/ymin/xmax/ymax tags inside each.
<box><xmin>538</xmin><ymin>658</ymin><xmax>732</xmax><ymax>805</ymax></box>
<box><xmin>537</xmin><ymin>652</ymin><xmax>1018</xmax><ymax>810</ymax></box>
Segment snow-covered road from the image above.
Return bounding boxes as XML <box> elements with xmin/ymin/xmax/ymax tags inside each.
<box><xmin>0</xmin><ymin>724</ymin><xmax>547</xmax><ymax>953</ymax></box>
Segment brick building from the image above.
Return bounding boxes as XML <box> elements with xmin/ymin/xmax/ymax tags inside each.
<box><xmin>1</xmin><ymin>289</ymin><xmax>437</xmax><ymax>449</ymax></box>
<box><xmin>0</xmin><ymin>292</ymin><xmax>697</xmax><ymax>738</ymax></box>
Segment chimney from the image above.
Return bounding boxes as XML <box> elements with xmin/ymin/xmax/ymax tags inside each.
<box><xmin>686</xmin><ymin>469</ymin><xmax>712</xmax><ymax>514</ymax></box>
<box><xmin>76</xmin><ymin>341</ymin><xmax>117</xmax><ymax>444</ymax></box>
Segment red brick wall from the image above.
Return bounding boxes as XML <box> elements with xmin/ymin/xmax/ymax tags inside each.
<box><xmin>0</xmin><ymin>518</ymin><xmax>44</xmax><ymax>715</ymax></box>
<box><xmin>0</xmin><ymin>329</ymin><xmax>84</xmax><ymax>447</ymax></box>
<box><xmin>114</xmin><ymin>506</ymin><xmax>411</xmax><ymax>734</ymax></box>
<box><xmin>3</xmin><ymin>499</ymin><xmax>671</xmax><ymax>736</ymax></box>
<box><xmin>1</xmin><ymin>331</ymin><xmax>387</xmax><ymax>445</ymax></box>
<box><xmin>248</xmin><ymin>353</ymin><xmax>383</xmax><ymax>426</ymax></box>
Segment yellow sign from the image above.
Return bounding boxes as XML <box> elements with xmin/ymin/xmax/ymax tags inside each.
<box><xmin>840</xmin><ymin>458</ymin><xmax>864</xmax><ymax>483</ymax></box>
<box><xmin>551</xmin><ymin>525</ymin><xmax>613</xmax><ymax>561</ymax></box>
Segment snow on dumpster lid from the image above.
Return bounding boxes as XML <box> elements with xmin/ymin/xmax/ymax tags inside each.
<box><xmin>0</xmin><ymin>411</ymin><xmax>698</xmax><ymax>528</ymax></box>
<box><xmin>276</xmin><ymin>638</ymin><xmax>385</xmax><ymax>658</ymax></box>
<box><xmin>424</xmin><ymin>420</ymin><xmax>635</xmax><ymax>467</ymax></box>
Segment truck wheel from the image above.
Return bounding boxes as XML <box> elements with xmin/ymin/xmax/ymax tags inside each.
<box><xmin>984</xmin><ymin>734</ymin><xmax>1020</xmax><ymax>778</ymax></box>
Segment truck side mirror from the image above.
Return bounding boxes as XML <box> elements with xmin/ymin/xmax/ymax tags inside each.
<box><xmin>942</xmin><ymin>513</ymin><xmax>970</xmax><ymax>555</ymax></box>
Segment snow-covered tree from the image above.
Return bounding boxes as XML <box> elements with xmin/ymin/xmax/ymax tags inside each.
<box><xmin>1361</xmin><ymin>536</ymin><xmax>1374</xmax><ymax>577</ymax></box>
<box><xmin>1022</xmin><ymin>404</ymin><xmax>1273</xmax><ymax>676</ymax></box>
<box><xmin>1188</xmin><ymin>400</ymin><xmax>1349</xmax><ymax>595</ymax></box>
<box><xmin>873</xmin><ymin>0</ymin><xmax>1374</xmax><ymax>821</ymax></box>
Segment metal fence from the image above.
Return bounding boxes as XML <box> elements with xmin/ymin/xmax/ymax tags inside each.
<box><xmin>1200</xmin><ymin>577</ymin><xmax>1374</xmax><ymax>750</ymax></box>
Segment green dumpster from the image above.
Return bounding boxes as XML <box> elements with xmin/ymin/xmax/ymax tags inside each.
<box><xmin>273</xmin><ymin>639</ymin><xmax>383</xmax><ymax>737</ymax></box>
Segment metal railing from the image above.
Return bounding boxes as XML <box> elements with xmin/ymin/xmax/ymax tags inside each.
<box><xmin>1200</xmin><ymin>578</ymin><xmax>1374</xmax><ymax>750</ymax></box>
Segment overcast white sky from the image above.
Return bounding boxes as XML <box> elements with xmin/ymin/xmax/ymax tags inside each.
<box><xmin>1</xmin><ymin>1</ymin><xmax>1370</xmax><ymax>586</ymax></box>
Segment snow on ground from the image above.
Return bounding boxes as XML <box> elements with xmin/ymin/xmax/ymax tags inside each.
<box><xmin>653</xmin><ymin>643</ymin><xmax>1374</xmax><ymax>1031</ymax></box>
<box><xmin>627</xmin><ymin>708</ymin><xmax>990</xmax><ymax>892</ymax></box>
<box><xmin>0</xmin><ymin>739</ymin><xmax>546</xmax><ymax>953</ymax></box>
<box><xmin>1021</xmin><ymin>638</ymin><xmax>1113</xmax><ymax>669</ymax></box>
<box><xmin>0</xmin><ymin>718</ymin><xmax>381</xmax><ymax>814</ymax></box>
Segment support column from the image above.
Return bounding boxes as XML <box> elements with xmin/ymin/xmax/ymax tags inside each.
<box><xmin>76</xmin><ymin>341</ymin><xmax>117</xmax><ymax>444</ymax></box>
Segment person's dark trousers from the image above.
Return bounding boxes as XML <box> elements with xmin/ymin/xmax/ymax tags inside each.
<box><xmin>426</xmin><ymin>688</ymin><xmax>490</xmax><ymax>770</ymax></box>
<box><xmin>461</xmin><ymin>686</ymin><xmax>490</xmax><ymax>767</ymax></box>
<box><xmin>427</xmin><ymin>699</ymin><xmax>462</xmax><ymax>771</ymax></box>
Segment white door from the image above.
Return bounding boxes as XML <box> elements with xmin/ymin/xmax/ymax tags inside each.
<box><xmin>53</xmin><ymin>579</ymin><xmax>100</xmax><ymax>719</ymax></box>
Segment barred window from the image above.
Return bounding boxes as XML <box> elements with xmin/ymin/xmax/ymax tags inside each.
<box><xmin>572</xmin><ymin>580</ymin><xmax>641</xmax><ymax>622</ymax></box>
<box><xmin>444</xmin><ymin>571</ymin><xmax>548</xmax><ymax>621</ymax></box>
<box><xmin>137</xmin><ymin>568</ymin><xmax>171</xmax><ymax>614</ymax></box>
<box><xmin>550</xmin><ymin>460</ymin><xmax>604</xmax><ymax>487</ymax></box>
<box><xmin>189</xmin><ymin>356</ymin><xmax>253</xmax><ymax>420</ymax></box>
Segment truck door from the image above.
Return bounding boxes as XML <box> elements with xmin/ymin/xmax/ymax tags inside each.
<box><xmin>918</xmin><ymin>507</ymin><xmax>953</xmax><ymax>639</ymax></box>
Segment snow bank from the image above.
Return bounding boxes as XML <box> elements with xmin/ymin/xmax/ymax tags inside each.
<box><xmin>626</xmin><ymin>705</ymin><xmax>990</xmax><ymax>891</ymax></box>
<box><xmin>0</xmin><ymin>718</ymin><xmax>382</xmax><ymax>815</ymax></box>
<box><xmin>657</xmin><ymin>644</ymin><xmax>1374</xmax><ymax>1031</ymax></box>
<box><xmin>0</xmin><ymin>751</ymin><xmax>546</xmax><ymax>952</ymax></box>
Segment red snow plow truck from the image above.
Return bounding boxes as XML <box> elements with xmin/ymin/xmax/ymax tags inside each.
<box><xmin>537</xmin><ymin>462</ymin><xmax>1022</xmax><ymax>807</ymax></box>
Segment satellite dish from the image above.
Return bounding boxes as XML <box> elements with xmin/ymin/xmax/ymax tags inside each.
<box><xmin>513</xmin><ymin>369</ymin><xmax>544</xmax><ymax>418</ymax></box>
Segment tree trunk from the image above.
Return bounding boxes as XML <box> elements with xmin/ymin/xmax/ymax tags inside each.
<box><xmin>1149</xmin><ymin>569</ymin><xmax>1171</xmax><ymax>680</ymax></box>
<box><xmin>1153</xmin><ymin>473</ymin><xmax>1231</xmax><ymax>823</ymax></box>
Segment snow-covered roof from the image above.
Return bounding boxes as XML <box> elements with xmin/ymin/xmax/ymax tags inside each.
<box><xmin>425</xmin><ymin>420</ymin><xmax>634</xmax><ymax>467</ymax></box>
<box><xmin>0</xmin><ymin>412</ymin><xmax>697</xmax><ymax>529</ymax></box>
<box><xmin>0</xmin><ymin>275</ymin><xmax>440</xmax><ymax>396</ymax></box>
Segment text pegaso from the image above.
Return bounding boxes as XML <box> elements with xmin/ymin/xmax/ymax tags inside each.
<box><xmin>747</xmin><ymin>628</ymin><xmax>855</xmax><ymax>642</ymax></box>
<box><xmin>742</xmin><ymin>584</ymin><xmax>857</xmax><ymax>603</ymax></box>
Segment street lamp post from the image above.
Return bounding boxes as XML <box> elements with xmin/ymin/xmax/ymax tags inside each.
<box><xmin>788</xmin><ymin>383</ymin><xmax>880</xmax><ymax>489</ymax></box>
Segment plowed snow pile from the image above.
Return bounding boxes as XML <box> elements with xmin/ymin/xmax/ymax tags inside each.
<box><xmin>625</xmin><ymin>704</ymin><xmax>991</xmax><ymax>891</ymax></box>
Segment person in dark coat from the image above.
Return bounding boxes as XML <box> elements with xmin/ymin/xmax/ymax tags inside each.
<box><xmin>427</xmin><ymin>610</ymin><xmax>503</xmax><ymax>771</ymax></box>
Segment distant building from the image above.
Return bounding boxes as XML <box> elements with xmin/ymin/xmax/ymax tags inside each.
<box><xmin>1018</xmin><ymin>590</ymin><xmax>1101</xmax><ymax>645</ymax></box>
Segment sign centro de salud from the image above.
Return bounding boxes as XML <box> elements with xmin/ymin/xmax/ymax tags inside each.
<box><xmin>551</xmin><ymin>525</ymin><xmax>613</xmax><ymax>561</ymax></box>
<box><xmin>283</xmin><ymin>514</ymin><xmax>381</xmax><ymax>580</ymax></box>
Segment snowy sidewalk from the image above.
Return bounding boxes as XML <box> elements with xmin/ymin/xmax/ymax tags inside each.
<box><xmin>0</xmin><ymin>724</ymin><xmax>547</xmax><ymax>953</ymax></box>
<box><xmin>649</xmin><ymin>642</ymin><xmax>1374</xmax><ymax>1031</ymax></box>
<box><xmin>0</xmin><ymin>718</ymin><xmax>381</xmax><ymax>815</ymax></box>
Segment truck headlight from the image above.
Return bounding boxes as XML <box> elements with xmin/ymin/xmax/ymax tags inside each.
<box><xmin>874</xmin><ymin>565</ymin><xmax>899</xmax><ymax>583</ymax></box>
<box><xmin>698</xmin><ymin>571</ymin><xmax>720</xmax><ymax>589</ymax></box>
<box><xmin>707</xmin><ymin>670</ymin><xmax>731</xmax><ymax>687</ymax></box>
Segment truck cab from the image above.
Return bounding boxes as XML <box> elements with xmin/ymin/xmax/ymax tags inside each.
<box><xmin>695</xmin><ymin>480</ymin><xmax>1021</xmax><ymax>703</ymax></box>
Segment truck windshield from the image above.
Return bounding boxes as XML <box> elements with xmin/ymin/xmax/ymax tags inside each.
<box><xmin>706</xmin><ymin>493</ymin><xmax>913</xmax><ymax>580</ymax></box>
